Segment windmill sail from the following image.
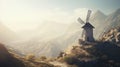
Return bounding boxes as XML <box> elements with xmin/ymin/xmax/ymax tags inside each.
<box><xmin>86</xmin><ymin>10</ymin><xmax>92</xmax><ymax>22</ymax></box>
<box><xmin>77</xmin><ymin>17</ymin><xmax>85</xmax><ymax>24</ymax></box>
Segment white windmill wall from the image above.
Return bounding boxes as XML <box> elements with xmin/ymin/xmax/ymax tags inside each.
<box><xmin>83</xmin><ymin>28</ymin><xmax>94</xmax><ymax>42</ymax></box>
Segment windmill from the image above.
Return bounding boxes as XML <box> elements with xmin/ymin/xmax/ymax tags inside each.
<box><xmin>77</xmin><ymin>10</ymin><xmax>95</xmax><ymax>42</ymax></box>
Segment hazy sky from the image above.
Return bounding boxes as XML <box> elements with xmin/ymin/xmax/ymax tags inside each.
<box><xmin>0</xmin><ymin>0</ymin><xmax>120</xmax><ymax>31</ymax></box>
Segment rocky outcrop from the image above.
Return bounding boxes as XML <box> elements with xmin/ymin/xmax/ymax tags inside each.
<box><xmin>101</xmin><ymin>27</ymin><xmax>120</xmax><ymax>43</ymax></box>
<box><xmin>58</xmin><ymin>40</ymin><xmax>120</xmax><ymax>67</ymax></box>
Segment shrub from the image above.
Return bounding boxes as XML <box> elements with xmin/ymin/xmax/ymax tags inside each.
<box><xmin>25</xmin><ymin>54</ymin><xmax>35</xmax><ymax>61</ymax></box>
<box><xmin>63</xmin><ymin>55</ymin><xmax>79</xmax><ymax>65</ymax></box>
<box><xmin>39</xmin><ymin>56</ymin><xmax>47</xmax><ymax>61</ymax></box>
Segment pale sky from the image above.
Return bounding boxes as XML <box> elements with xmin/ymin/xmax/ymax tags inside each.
<box><xmin>0</xmin><ymin>0</ymin><xmax>120</xmax><ymax>32</ymax></box>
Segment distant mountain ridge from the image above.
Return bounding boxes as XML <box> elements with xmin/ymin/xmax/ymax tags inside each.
<box><xmin>99</xmin><ymin>8</ymin><xmax>120</xmax><ymax>38</ymax></box>
<box><xmin>90</xmin><ymin>10</ymin><xmax>107</xmax><ymax>38</ymax></box>
<box><xmin>106</xmin><ymin>8</ymin><xmax>120</xmax><ymax>28</ymax></box>
<box><xmin>91</xmin><ymin>10</ymin><xmax>107</xmax><ymax>22</ymax></box>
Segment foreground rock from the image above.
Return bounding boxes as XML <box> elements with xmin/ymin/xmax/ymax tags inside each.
<box><xmin>0</xmin><ymin>43</ymin><xmax>25</xmax><ymax>67</ymax></box>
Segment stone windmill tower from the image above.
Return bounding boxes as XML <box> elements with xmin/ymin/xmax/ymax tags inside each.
<box><xmin>77</xmin><ymin>10</ymin><xmax>95</xmax><ymax>42</ymax></box>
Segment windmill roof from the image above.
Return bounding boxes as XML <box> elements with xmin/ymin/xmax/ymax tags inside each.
<box><xmin>82</xmin><ymin>22</ymin><xmax>94</xmax><ymax>28</ymax></box>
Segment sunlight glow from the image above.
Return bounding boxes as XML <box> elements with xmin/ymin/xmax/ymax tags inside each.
<box><xmin>0</xmin><ymin>0</ymin><xmax>89</xmax><ymax>32</ymax></box>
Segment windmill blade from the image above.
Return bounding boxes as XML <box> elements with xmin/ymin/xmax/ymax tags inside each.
<box><xmin>86</xmin><ymin>10</ymin><xmax>92</xmax><ymax>22</ymax></box>
<box><xmin>77</xmin><ymin>17</ymin><xmax>85</xmax><ymax>24</ymax></box>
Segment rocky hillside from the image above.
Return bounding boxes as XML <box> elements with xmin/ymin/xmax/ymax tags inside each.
<box><xmin>57</xmin><ymin>41</ymin><xmax>120</xmax><ymax>67</ymax></box>
<box><xmin>57</xmin><ymin>27</ymin><xmax>120</xmax><ymax>67</ymax></box>
<box><xmin>0</xmin><ymin>43</ymin><xmax>60</xmax><ymax>67</ymax></box>
<box><xmin>0</xmin><ymin>43</ymin><xmax>25</xmax><ymax>67</ymax></box>
<box><xmin>101</xmin><ymin>26</ymin><xmax>120</xmax><ymax>43</ymax></box>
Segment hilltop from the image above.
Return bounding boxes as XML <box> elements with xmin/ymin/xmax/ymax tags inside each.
<box><xmin>56</xmin><ymin>26</ymin><xmax>120</xmax><ymax>67</ymax></box>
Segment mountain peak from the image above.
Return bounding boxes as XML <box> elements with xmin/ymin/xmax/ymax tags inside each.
<box><xmin>108</xmin><ymin>8</ymin><xmax>120</xmax><ymax>19</ymax></box>
<box><xmin>105</xmin><ymin>8</ymin><xmax>120</xmax><ymax>28</ymax></box>
<box><xmin>94</xmin><ymin>10</ymin><xmax>106</xmax><ymax>17</ymax></box>
<box><xmin>91</xmin><ymin>10</ymin><xmax>107</xmax><ymax>21</ymax></box>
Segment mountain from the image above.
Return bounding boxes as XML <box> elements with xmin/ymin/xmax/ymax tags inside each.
<box><xmin>105</xmin><ymin>8</ymin><xmax>120</xmax><ymax>28</ymax></box>
<box><xmin>91</xmin><ymin>10</ymin><xmax>107</xmax><ymax>22</ymax></box>
<box><xmin>8</xmin><ymin>21</ymin><xmax>83</xmax><ymax>57</ymax></box>
<box><xmin>9</xmin><ymin>39</ymin><xmax>62</xmax><ymax>57</ymax></box>
<box><xmin>34</xmin><ymin>21</ymin><xmax>69</xmax><ymax>40</ymax></box>
<box><xmin>99</xmin><ymin>8</ymin><xmax>120</xmax><ymax>38</ymax></box>
<box><xmin>8</xmin><ymin>22</ymin><xmax>70</xmax><ymax>57</ymax></box>
<box><xmin>0</xmin><ymin>23</ymin><xmax>17</xmax><ymax>44</ymax></box>
<box><xmin>18</xmin><ymin>21</ymin><xmax>69</xmax><ymax>41</ymax></box>
<box><xmin>90</xmin><ymin>10</ymin><xmax>107</xmax><ymax>38</ymax></box>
